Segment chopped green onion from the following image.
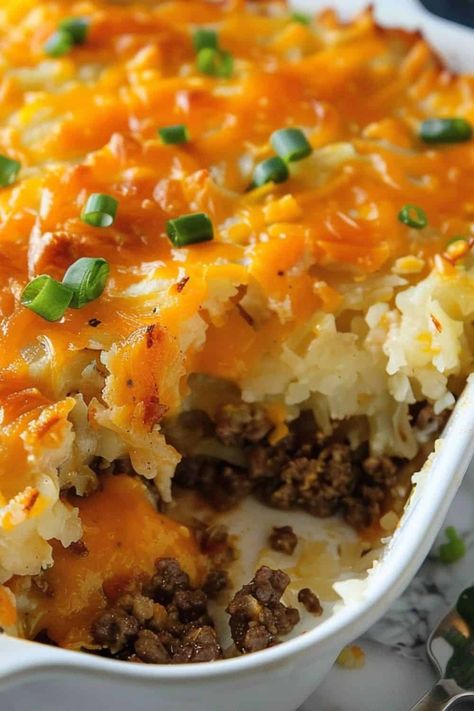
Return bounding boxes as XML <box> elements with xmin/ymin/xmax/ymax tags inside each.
<box><xmin>0</xmin><ymin>155</ymin><xmax>21</xmax><ymax>187</ymax></box>
<box><xmin>158</xmin><ymin>124</ymin><xmax>189</xmax><ymax>145</ymax></box>
<box><xmin>21</xmin><ymin>275</ymin><xmax>73</xmax><ymax>322</ymax></box>
<box><xmin>81</xmin><ymin>193</ymin><xmax>118</xmax><ymax>227</ymax></box>
<box><xmin>419</xmin><ymin>118</ymin><xmax>472</xmax><ymax>144</ymax></box>
<box><xmin>197</xmin><ymin>47</ymin><xmax>233</xmax><ymax>78</ymax></box>
<box><xmin>44</xmin><ymin>29</ymin><xmax>74</xmax><ymax>57</ymax></box>
<box><xmin>271</xmin><ymin>128</ymin><xmax>312</xmax><ymax>162</ymax></box>
<box><xmin>252</xmin><ymin>156</ymin><xmax>289</xmax><ymax>188</ymax></box>
<box><xmin>59</xmin><ymin>17</ymin><xmax>89</xmax><ymax>44</ymax></box>
<box><xmin>166</xmin><ymin>213</ymin><xmax>214</xmax><ymax>247</ymax></box>
<box><xmin>62</xmin><ymin>257</ymin><xmax>110</xmax><ymax>308</ymax></box>
<box><xmin>290</xmin><ymin>11</ymin><xmax>310</xmax><ymax>25</ymax></box>
<box><xmin>193</xmin><ymin>28</ymin><xmax>218</xmax><ymax>52</ymax></box>
<box><xmin>45</xmin><ymin>16</ymin><xmax>89</xmax><ymax>57</ymax></box>
<box><xmin>439</xmin><ymin>526</ymin><xmax>466</xmax><ymax>564</ymax></box>
<box><xmin>398</xmin><ymin>204</ymin><xmax>428</xmax><ymax>229</ymax></box>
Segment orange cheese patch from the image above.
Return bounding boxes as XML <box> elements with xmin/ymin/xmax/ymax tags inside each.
<box><xmin>0</xmin><ymin>395</ymin><xmax>74</xmax><ymax>501</ymax></box>
<box><xmin>0</xmin><ymin>586</ymin><xmax>17</xmax><ymax>628</ymax></box>
<box><xmin>28</xmin><ymin>474</ymin><xmax>206</xmax><ymax>649</ymax></box>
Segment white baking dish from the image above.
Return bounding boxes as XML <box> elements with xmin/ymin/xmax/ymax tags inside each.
<box><xmin>1</xmin><ymin>4</ymin><xmax>474</xmax><ymax>710</ymax></box>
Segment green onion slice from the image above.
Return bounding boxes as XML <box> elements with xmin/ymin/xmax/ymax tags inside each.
<box><xmin>252</xmin><ymin>156</ymin><xmax>289</xmax><ymax>188</ymax></box>
<box><xmin>0</xmin><ymin>155</ymin><xmax>21</xmax><ymax>187</ymax></box>
<box><xmin>62</xmin><ymin>257</ymin><xmax>110</xmax><ymax>308</ymax></box>
<box><xmin>439</xmin><ymin>526</ymin><xmax>466</xmax><ymax>564</ymax></box>
<box><xmin>21</xmin><ymin>275</ymin><xmax>73</xmax><ymax>322</ymax></box>
<box><xmin>44</xmin><ymin>29</ymin><xmax>74</xmax><ymax>57</ymax></box>
<box><xmin>58</xmin><ymin>17</ymin><xmax>89</xmax><ymax>45</ymax></box>
<box><xmin>81</xmin><ymin>193</ymin><xmax>118</xmax><ymax>227</ymax></box>
<box><xmin>166</xmin><ymin>213</ymin><xmax>214</xmax><ymax>247</ymax></box>
<box><xmin>419</xmin><ymin>118</ymin><xmax>472</xmax><ymax>144</ymax></box>
<box><xmin>158</xmin><ymin>124</ymin><xmax>189</xmax><ymax>145</ymax></box>
<box><xmin>290</xmin><ymin>12</ymin><xmax>310</xmax><ymax>25</ymax></box>
<box><xmin>197</xmin><ymin>48</ymin><xmax>233</xmax><ymax>78</ymax></box>
<box><xmin>398</xmin><ymin>204</ymin><xmax>428</xmax><ymax>229</ymax></box>
<box><xmin>270</xmin><ymin>128</ymin><xmax>312</xmax><ymax>162</ymax></box>
<box><xmin>193</xmin><ymin>28</ymin><xmax>218</xmax><ymax>52</ymax></box>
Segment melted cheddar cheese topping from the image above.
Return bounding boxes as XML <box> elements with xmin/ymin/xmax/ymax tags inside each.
<box><xmin>22</xmin><ymin>474</ymin><xmax>205</xmax><ymax>649</ymax></box>
<box><xmin>1</xmin><ymin>1</ymin><xmax>474</xmax><ymax>393</ymax></box>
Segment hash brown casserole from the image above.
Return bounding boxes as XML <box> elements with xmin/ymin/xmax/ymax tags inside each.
<box><xmin>0</xmin><ymin>0</ymin><xmax>473</xmax><ymax>661</ymax></box>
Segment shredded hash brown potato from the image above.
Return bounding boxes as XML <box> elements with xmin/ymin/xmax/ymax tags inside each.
<box><xmin>0</xmin><ymin>0</ymin><xmax>473</xmax><ymax>658</ymax></box>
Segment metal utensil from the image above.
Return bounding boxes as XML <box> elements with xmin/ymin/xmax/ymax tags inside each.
<box><xmin>410</xmin><ymin>587</ymin><xmax>474</xmax><ymax>709</ymax></box>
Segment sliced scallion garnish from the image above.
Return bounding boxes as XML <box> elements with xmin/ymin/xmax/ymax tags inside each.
<box><xmin>290</xmin><ymin>12</ymin><xmax>310</xmax><ymax>25</ymax></box>
<box><xmin>197</xmin><ymin>47</ymin><xmax>233</xmax><ymax>78</ymax></box>
<box><xmin>59</xmin><ymin>17</ymin><xmax>89</xmax><ymax>44</ymax></box>
<box><xmin>21</xmin><ymin>275</ymin><xmax>73</xmax><ymax>322</ymax></box>
<box><xmin>62</xmin><ymin>257</ymin><xmax>110</xmax><ymax>308</ymax></box>
<box><xmin>193</xmin><ymin>28</ymin><xmax>218</xmax><ymax>52</ymax></box>
<box><xmin>271</xmin><ymin>128</ymin><xmax>312</xmax><ymax>162</ymax></box>
<box><xmin>166</xmin><ymin>213</ymin><xmax>214</xmax><ymax>247</ymax></box>
<box><xmin>398</xmin><ymin>204</ymin><xmax>428</xmax><ymax>229</ymax></box>
<box><xmin>419</xmin><ymin>118</ymin><xmax>472</xmax><ymax>144</ymax></box>
<box><xmin>252</xmin><ymin>156</ymin><xmax>289</xmax><ymax>188</ymax></box>
<box><xmin>439</xmin><ymin>526</ymin><xmax>466</xmax><ymax>564</ymax></box>
<box><xmin>44</xmin><ymin>29</ymin><xmax>74</xmax><ymax>57</ymax></box>
<box><xmin>0</xmin><ymin>155</ymin><xmax>21</xmax><ymax>187</ymax></box>
<box><xmin>158</xmin><ymin>124</ymin><xmax>189</xmax><ymax>145</ymax></box>
<box><xmin>81</xmin><ymin>193</ymin><xmax>118</xmax><ymax>227</ymax></box>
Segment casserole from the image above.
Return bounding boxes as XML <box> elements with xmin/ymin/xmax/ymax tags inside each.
<box><xmin>0</xmin><ymin>0</ymin><xmax>474</xmax><ymax>709</ymax></box>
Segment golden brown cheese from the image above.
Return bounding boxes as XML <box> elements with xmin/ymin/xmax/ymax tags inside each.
<box><xmin>0</xmin><ymin>1</ymin><xmax>473</xmax><ymax>398</ymax></box>
<box><xmin>22</xmin><ymin>474</ymin><xmax>206</xmax><ymax>648</ymax></box>
<box><xmin>0</xmin><ymin>1</ymin><xmax>474</xmax><ymax>390</ymax></box>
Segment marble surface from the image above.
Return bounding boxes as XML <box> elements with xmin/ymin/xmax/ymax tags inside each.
<box><xmin>304</xmin><ymin>640</ymin><xmax>435</xmax><ymax>711</ymax></box>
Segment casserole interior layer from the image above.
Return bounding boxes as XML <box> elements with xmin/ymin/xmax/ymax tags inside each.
<box><xmin>0</xmin><ymin>0</ymin><xmax>473</xmax><ymax>658</ymax></box>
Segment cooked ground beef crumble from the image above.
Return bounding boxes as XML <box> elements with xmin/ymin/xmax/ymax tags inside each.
<box><xmin>174</xmin><ymin>404</ymin><xmax>404</xmax><ymax>531</ymax></box>
<box><xmin>33</xmin><ymin>402</ymin><xmax>446</xmax><ymax>665</ymax></box>
<box><xmin>226</xmin><ymin>566</ymin><xmax>300</xmax><ymax>654</ymax></box>
<box><xmin>298</xmin><ymin>588</ymin><xmax>323</xmax><ymax>616</ymax></box>
<box><xmin>215</xmin><ymin>403</ymin><xmax>273</xmax><ymax>447</ymax></box>
<box><xmin>203</xmin><ymin>569</ymin><xmax>230</xmax><ymax>599</ymax></box>
<box><xmin>90</xmin><ymin>558</ymin><xmax>223</xmax><ymax>663</ymax></box>
<box><xmin>85</xmin><ymin>559</ymin><xmax>300</xmax><ymax>663</ymax></box>
<box><xmin>268</xmin><ymin>525</ymin><xmax>298</xmax><ymax>555</ymax></box>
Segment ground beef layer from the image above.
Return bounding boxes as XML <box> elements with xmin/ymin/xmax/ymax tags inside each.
<box><xmin>173</xmin><ymin>404</ymin><xmax>411</xmax><ymax>530</ymax></box>
<box><xmin>87</xmin><ymin>559</ymin><xmax>301</xmax><ymax>663</ymax></box>
<box><xmin>90</xmin><ymin>558</ymin><xmax>223</xmax><ymax>663</ymax></box>
<box><xmin>32</xmin><ymin>402</ymin><xmax>441</xmax><ymax>664</ymax></box>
